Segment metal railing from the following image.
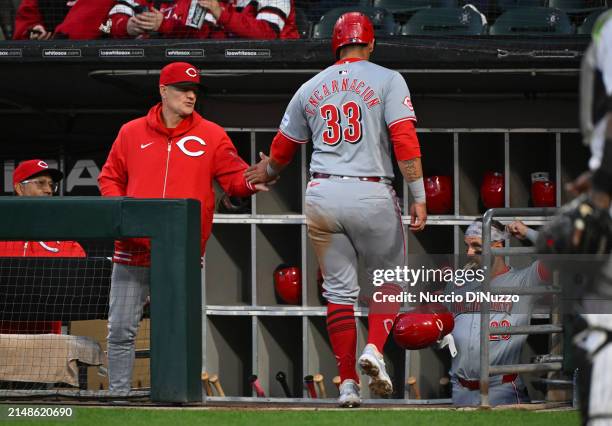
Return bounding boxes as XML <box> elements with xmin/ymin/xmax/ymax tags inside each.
<box><xmin>479</xmin><ymin>207</ymin><xmax>559</xmax><ymax>407</ymax></box>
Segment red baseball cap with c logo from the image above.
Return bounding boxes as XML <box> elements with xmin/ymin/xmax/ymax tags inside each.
<box><xmin>13</xmin><ymin>159</ymin><xmax>63</xmax><ymax>186</ymax></box>
<box><xmin>159</xmin><ymin>62</ymin><xmax>202</xmax><ymax>89</ymax></box>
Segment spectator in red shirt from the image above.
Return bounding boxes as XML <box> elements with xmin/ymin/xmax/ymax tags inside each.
<box><xmin>13</xmin><ymin>0</ymin><xmax>114</xmax><ymax>40</ymax></box>
<box><xmin>106</xmin><ymin>0</ymin><xmax>298</xmax><ymax>39</ymax></box>
<box><xmin>198</xmin><ymin>0</ymin><xmax>299</xmax><ymax>39</ymax></box>
<box><xmin>105</xmin><ymin>0</ymin><xmax>219</xmax><ymax>39</ymax></box>
<box><xmin>0</xmin><ymin>159</ymin><xmax>86</xmax><ymax>334</ymax></box>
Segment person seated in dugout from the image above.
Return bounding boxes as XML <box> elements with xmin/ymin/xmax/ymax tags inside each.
<box><xmin>104</xmin><ymin>0</ymin><xmax>298</xmax><ymax>39</ymax></box>
<box><xmin>443</xmin><ymin>219</ymin><xmax>551</xmax><ymax>406</ymax></box>
<box><xmin>0</xmin><ymin>159</ymin><xmax>85</xmax><ymax>334</ymax></box>
<box><xmin>13</xmin><ymin>0</ymin><xmax>114</xmax><ymax>40</ymax></box>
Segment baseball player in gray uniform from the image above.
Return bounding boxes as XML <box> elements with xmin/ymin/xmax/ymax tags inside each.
<box><xmin>246</xmin><ymin>12</ymin><xmax>427</xmax><ymax>407</ymax></box>
<box><xmin>446</xmin><ymin>219</ymin><xmax>550</xmax><ymax>406</ymax></box>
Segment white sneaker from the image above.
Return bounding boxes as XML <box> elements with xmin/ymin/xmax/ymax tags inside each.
<box><xmin>358</xmin><ymin>343</ymin><xmax>393</xmax><ymax>397</ymax></box>
<box><xmin>338</xmin><ymin>379</ymin><xmax>361</xmax><ymax>408</ymax></box>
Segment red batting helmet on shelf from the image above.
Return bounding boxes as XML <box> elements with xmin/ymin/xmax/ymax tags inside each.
<box><xmin>425</xmin><ymin>176</ymin><xmax>453</xmax><ymax>214</ymax></box>
<box><xmin>480</xmin><ymin>171</ymin><xmax>504</xmax><ymax>209</ymax></box>
<box><xmin>332</xmin><ymin>12</ymin><xmax>375</xmax><ymax>58</ymax></box>
<box><xmin>274</xmin><ymin>264</ymin><xmax>301</xmax><ymax>305</ymax></box>
<box><xmin>392</xmin><ymin>304</ymin><xmax>454</xmax><ymax>350</ymax></box>
<box><xmin>531</xmin><ymin>172</ymin><xmax>556</xmax><ymax>207</ymax></box>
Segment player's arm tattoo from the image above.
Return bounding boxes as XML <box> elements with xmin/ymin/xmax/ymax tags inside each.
<box><xmin>398</xmin><ymin>157</ymin><xmax>423</xmax><ymax>182</ymax></box>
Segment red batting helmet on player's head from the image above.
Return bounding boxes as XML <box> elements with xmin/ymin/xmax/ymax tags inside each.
<box><xmin>531</xmin><ymin>172</ymin><xmax>556</xmax><ymax>207</ymax></box>
<box><xmin>392</xmin><ymin>304</ymin><xmax>454</xmax><ymax>350</ymax></box>
<box><xmin>332</xmin><ymin>12</ymin><xmax>375</xmax><ymax>58</ymax></box>
<box><xmin>274</xmin><ymin>264</ymin><xmax>301</xmax><ymax>305</ymax></box>
<box><xmin>480</xmin><ymin>171</ymin><xmax>505</xmax><ymax>209</ymax></box>
<box><xmin>425</xmin><ymin>176</ymin><xmax>453</xmax><ymax>214</ymax></box>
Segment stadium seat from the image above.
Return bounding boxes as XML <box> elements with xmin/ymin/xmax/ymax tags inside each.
<box><xmin>400</xmin><ymin>7</ymin><xmax>487</xmax><ymax>35</ymax></box>
<box><xmin>312</xmin><ymin>6</ymin><xmax>397</xmax><ymax>38</ymax></box>
<box><xmin>496</xmin><ymin>0</ymin><xmax>547</xmax><ymax>11</ymax></box>
<box><xmin>577</xmin><ymin>8</ymin><xmax>610</xmax><ymax>34</ymax></box>
<box><xmin>548</xmin><ymin>0</ymin><xmax>607</xmax><ymax>14</ymax></box>
<box><xmin>373</xmin><ymin>0</ymin><xmax>458</xmax><ymax>14</ymax></box>
<box><xmin>489</xmin><ymin>7</ymin><xmax>574</xmax><ymax>35</ymax></box>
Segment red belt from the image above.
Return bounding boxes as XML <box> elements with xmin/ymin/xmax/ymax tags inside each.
<box><xmin>312</xmin><ymin>172</ymin><xmax>387</xmax><ymax>183</ymax></box>
<box><xmin>458</xmin><ymin>374</ymin><xmax>518</xmax><ymax>390</ymax></box>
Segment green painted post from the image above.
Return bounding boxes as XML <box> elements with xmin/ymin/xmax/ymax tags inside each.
<box><xmin>0</xmin><ymin>197</ymin><xmax>202</xmax><ymax>403</ymax></box>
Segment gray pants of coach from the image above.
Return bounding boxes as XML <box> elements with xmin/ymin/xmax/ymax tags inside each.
<box><xmin>107</xmin><ymin>263</ymin><xmax>150</xmax><ymax>395</ymax></box>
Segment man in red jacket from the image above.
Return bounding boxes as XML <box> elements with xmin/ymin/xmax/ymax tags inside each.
<box><xmin>0</xmin><ymin>159</ymin><xmax>86</xmax><ymax>334</ymax></box>
<box><xmin>98</xmin><ymin>61</ymin><xmax>267</xmax><ymax>395</ymax></box>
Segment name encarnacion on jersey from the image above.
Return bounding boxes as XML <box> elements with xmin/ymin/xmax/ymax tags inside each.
<box><xmin>305</xmin><ymin>79</ymin><xmax>381</xmax><ymax>116</ymax></box>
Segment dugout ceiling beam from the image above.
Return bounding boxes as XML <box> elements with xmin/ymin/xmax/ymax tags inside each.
<box><xmin>0</xmin><ymin>37</ymin><xmax>588</xmax><ymax>111</ymax></box>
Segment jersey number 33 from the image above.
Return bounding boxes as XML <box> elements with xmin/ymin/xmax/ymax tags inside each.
<box><xmin>320</xmin><ymin>101</ymin><xmax>363</xmax><ymax>145</ymax></box>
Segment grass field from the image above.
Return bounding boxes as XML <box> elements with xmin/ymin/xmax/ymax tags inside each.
<box><xmin>1</xmin><ymin>407</ymin><xmax>581</xmax><ymax>426</ymax></box>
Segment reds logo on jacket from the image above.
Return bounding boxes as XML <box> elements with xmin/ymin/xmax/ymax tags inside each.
<box><xmin>98</xmin><ymin>103</ymin><xmax>255</xmax><ymax>267</ymax></box>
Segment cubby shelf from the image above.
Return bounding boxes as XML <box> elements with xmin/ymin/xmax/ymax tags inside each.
<box><xmin>202</xmin><ymin>127</ymin><xmax>583</xmax><ymax>402</ymax></box>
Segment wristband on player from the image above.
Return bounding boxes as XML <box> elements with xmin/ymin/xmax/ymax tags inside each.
<box><xmin>266</xmin><ymin>163</ymin><xmax>279</xmax><ymax>178</ymax></box>
<box><xmin>408</xmin><ymin>177</ymin><xmax>426</xmax><ymax>204</ymax></box>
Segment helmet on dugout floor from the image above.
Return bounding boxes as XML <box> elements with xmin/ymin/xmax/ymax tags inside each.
<box><xmin>332</xmin><ymin>12</ymin><xmax>375</xmax><ymax>58</ymax></box>
<box><xmin>274</xmin><ymin>264</ymin><xmax>302</xmax><ymax>305</ymax></box>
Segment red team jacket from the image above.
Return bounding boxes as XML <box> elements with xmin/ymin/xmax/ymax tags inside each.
<box><xmin>13</xmin><ymin>0</ymin><xmax>114</xmax><ymax>40</ymax></box>
<box><xmin>0</xmin><ymin>240</ymin><xmax>86</xmax><ymax>334</ymax></box>
<box><xmin>98</xmin><ymin>103</ymin><xmax>255</xmax><ymax>267</ymax></box>
<box><xmin>108</xmin><ymin>0</ymin><xmax>298</xmax><ymax>39</ymax></box>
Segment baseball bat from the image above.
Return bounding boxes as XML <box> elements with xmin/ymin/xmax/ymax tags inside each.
<box><xmin>201</xmin><ymin>372</ymin><xmax>213</xmax><ymax>397</ymax></box>
<box><xmin>313</xmin><ymin>373</ymin><xmax>327</xmax><ymax>398</ymax></box>
<box><xmin>209</xmin><ymin>374</ymin><xmax>225</xmax><ymax>397</ymax></box>
<box><xmin>333</xmin><ymin>375</ymin><xmax>341</xmax><ymax>390</ymax></box>
<box><xmin>249</xmin><ymin>374</ymin><xmax>265</xmax><ymax>397</ymax></box>
<box><xmin>304</xmin><ymin>375</ymin><xmax>317</xmax><ymax>398</ymax></box>
<box><xmin>407</xmin><ymin>376</ymin><xmax>421</xmax><ymax>400</ymax></box>
<box><xmin>275</xmin><ymin>371</ymin><xmax>292</xmax><ymax>397</ymax></box>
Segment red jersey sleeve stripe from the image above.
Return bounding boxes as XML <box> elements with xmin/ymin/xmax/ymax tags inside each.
<box><xmin>271</xmin><ymin>131</ymin><xmax>300</xmax><ymax>165</ymax></box>
<box><xmin>279</xmin><ymin>129</ymin><xmax>308</xmax><ymax>144</ymax></box>
<box><xmin>388</xmin><ymin>116</ymin><xmax>417</xmax><ymax>128</ymax></box>
<box><xmin>388</xmin><ymin>120</ymin><xmax>421</xmax><ymax>161</ymax></box>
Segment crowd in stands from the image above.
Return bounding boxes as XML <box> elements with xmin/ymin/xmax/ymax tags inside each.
<box><xmin>0</xmin><ymin>0</ymin><xmax>608</xmax><ymax>40</ymax></box>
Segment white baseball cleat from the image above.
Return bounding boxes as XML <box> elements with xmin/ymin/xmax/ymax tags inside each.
<box><xmin>338</xmin><ymin>379</ymin><xmax>361</xmax><ymax>408</ymax></box>
<box><xmin>358</xmin><ymin>343</ymin><xmax>393</xmax><ymax>397</ymax></box>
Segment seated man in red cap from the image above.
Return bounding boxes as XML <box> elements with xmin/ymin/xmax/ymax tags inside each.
<box><xmin>98</xmin><ymin>61</ymin><xmax>271</xmax><ymax>395</ymax></box>
<box><xmin>0</xmin><ymin>159</ymin><xmax>85</xmax><ymax>334</ymax></box>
